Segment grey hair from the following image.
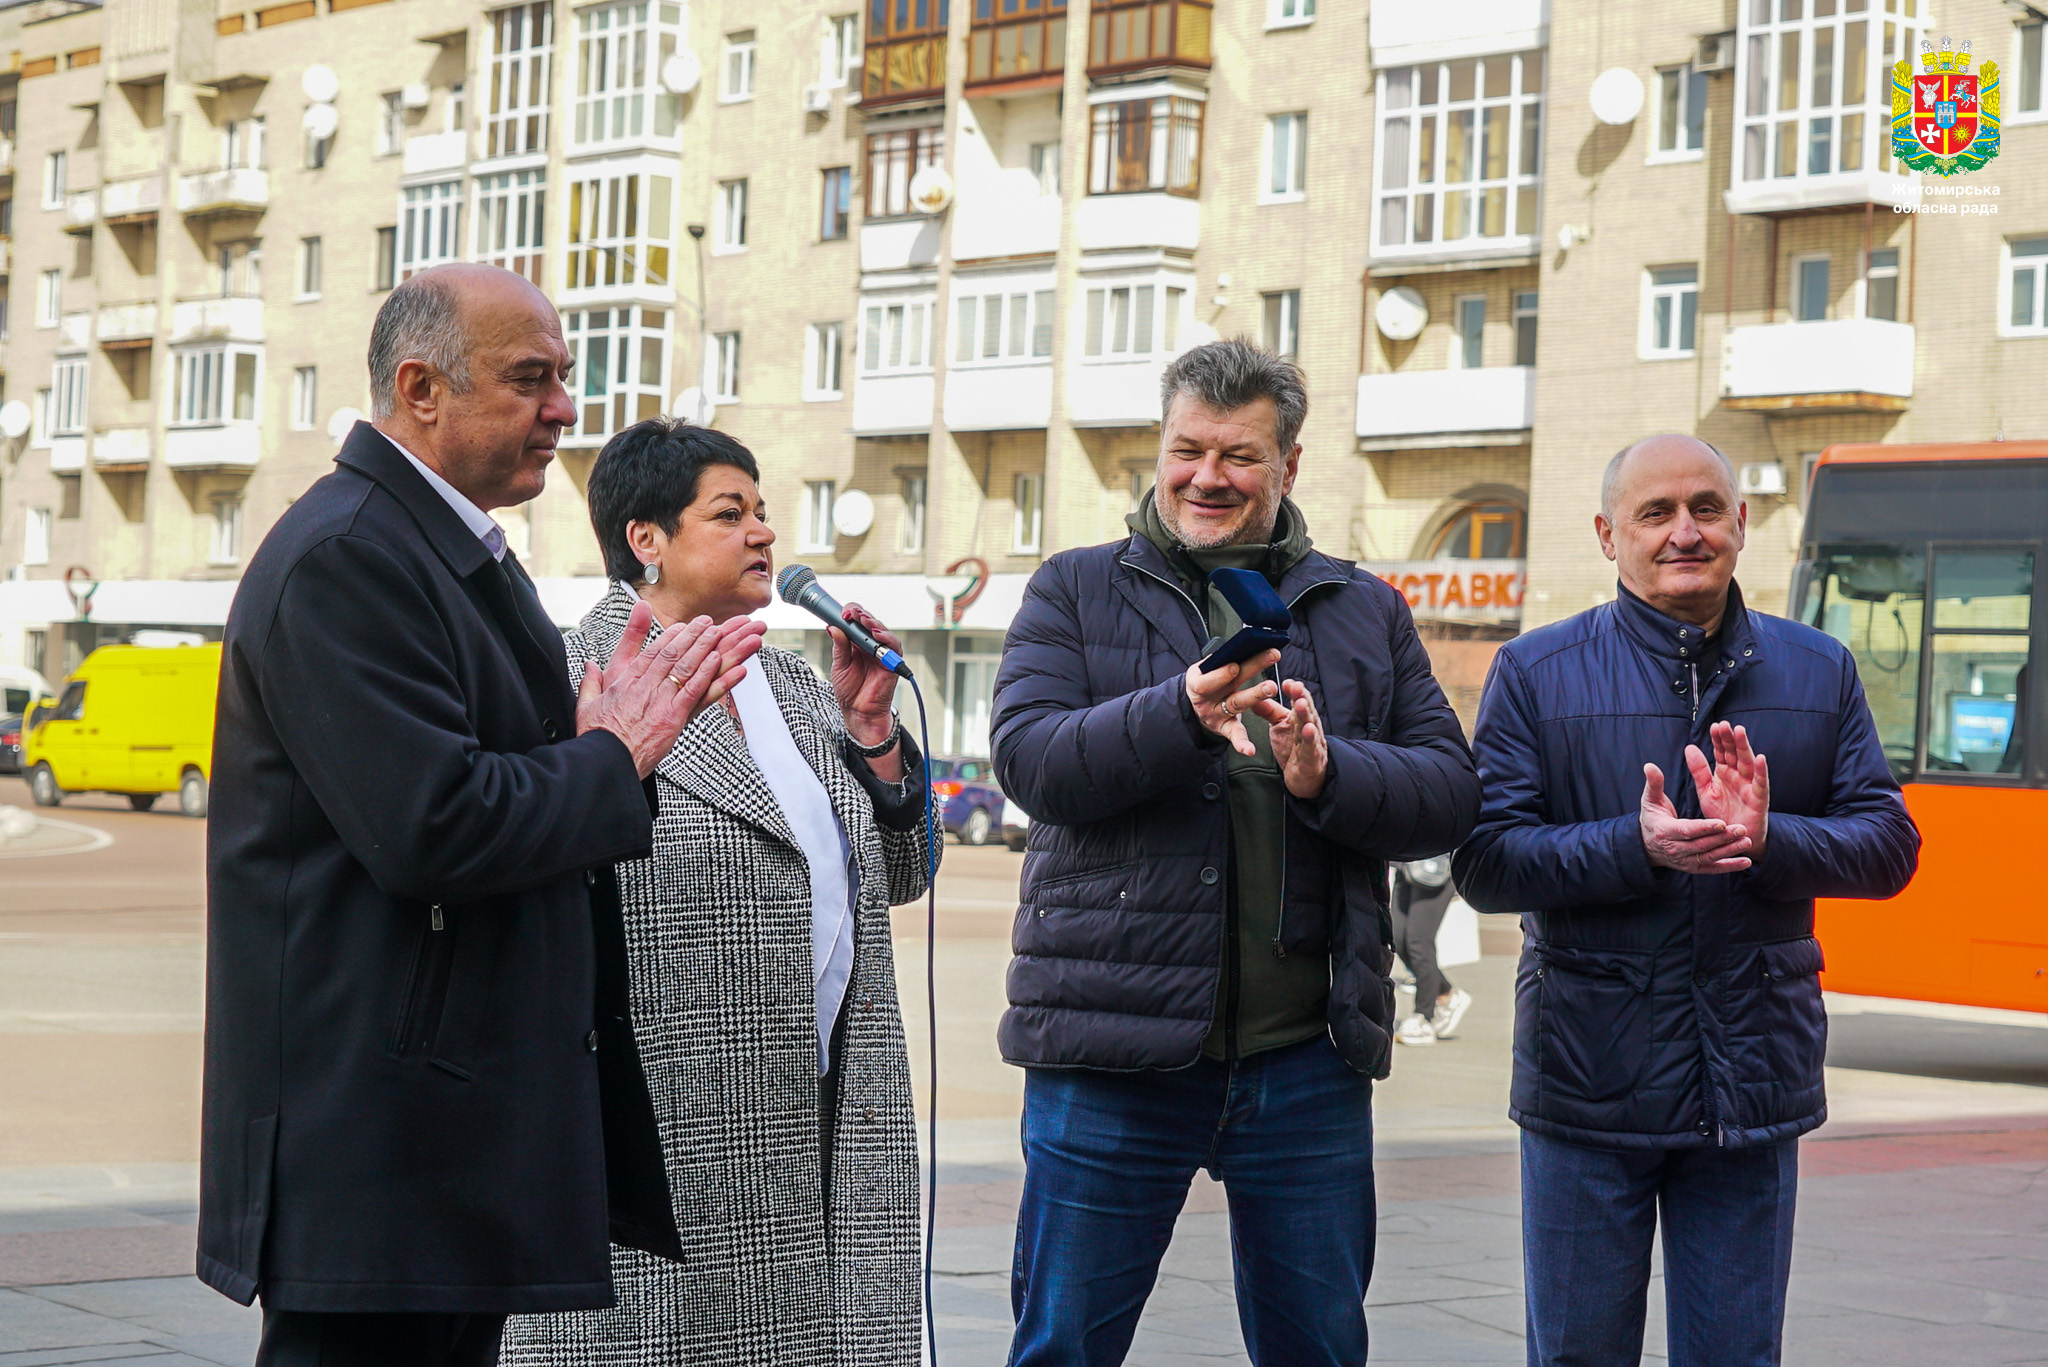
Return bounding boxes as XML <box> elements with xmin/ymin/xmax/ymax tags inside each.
<box><xmin>1601</xmin><ymin>434</ymin><xmax>1738</xmax><ymax>517</ymax></box>
<box><xmin>367</xmin><ymin>272</ymin><xmax>474</xmax><ymax>419</ymax></box>
<box><xmin>1158</xmin><ymin>338</ymin><xmax>1309</xmax><ymax>453</ymax></box>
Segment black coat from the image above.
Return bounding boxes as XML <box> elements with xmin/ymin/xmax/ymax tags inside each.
<box><xmin>990</xmin><ymin>533</ymin><xmax>1480</xmax><ymax>1078</ymax></box>
<box><xmin>198</xmin><ymin>424</ymin><xmax>681</xmax><ymax>1314</ymax></box>
<box><xmin>1453</xmin><ymin>585</ymin><xmax>1920</xmax><ymax>1148</ymax></box>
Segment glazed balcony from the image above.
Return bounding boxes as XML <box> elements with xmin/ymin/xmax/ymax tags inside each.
<box><xmin>1086</xmin><ymin>0</ymin><xmax>1210</xmax><ymax>78</ymax></box>
<box><xmin>967</xmin><ymin>0</ymin><xmax>1066</xmax><ymax>93</ymax></box>
<box><xmin>861</xmin><ymin>0</ymin><xmax>949</xmax><ymax>107</ymax></box>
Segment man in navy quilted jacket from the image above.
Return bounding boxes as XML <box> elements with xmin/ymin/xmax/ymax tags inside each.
<box><xmin>1454</xmin><ymin>434</ymin><xmax>1920</xmax><ymax>1367</ymax></box>
<box><xmin>992</xmin><ymin>340</ymin><xmax>1479</xmax><ymax>1366</ymax></box>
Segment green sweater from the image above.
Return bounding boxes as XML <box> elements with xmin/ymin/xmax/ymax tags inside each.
<box><xmin>1129</xmin><ymin>493</ymin><xmax>1330</xmax><ymax>1060</ymax></box>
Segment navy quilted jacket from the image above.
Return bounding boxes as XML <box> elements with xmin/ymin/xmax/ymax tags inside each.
<box><xmin>991</xmin><ymin>532</ymin><xmax>1479</xmax><ymax>1078</ymax></box>
<box><xmin>1453</xmin><ymin>583</ymin><xmax>1920</xmax><ymax>1149</ymax></box>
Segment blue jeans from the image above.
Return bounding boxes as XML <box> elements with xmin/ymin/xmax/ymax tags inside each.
<box><xmin>1521</xmin><ymin>1130</ymin><xmax>1798</xmax><ymax>1367</ymax></box>
<box><xmin>1008</xmin><ymin>1035</ymin><xmax>1376</xmax><ymax>1367</ymax></box>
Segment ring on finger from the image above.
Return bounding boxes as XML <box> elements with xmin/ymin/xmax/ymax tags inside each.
<box><xmin>668</xmin><ymin>674</ymin><xmax>687</xmax><ymax>689</ymax></box>
<box><xmin>1222</xmin><ymin>698</ymin><xmax>1238</xmax><ymax>717</ymax></box>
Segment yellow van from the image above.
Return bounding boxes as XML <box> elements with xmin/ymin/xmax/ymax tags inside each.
<box><xmin>24</xmin><ymin>643</ymin><xmax>221</xmax><ymax>817</ymax></box>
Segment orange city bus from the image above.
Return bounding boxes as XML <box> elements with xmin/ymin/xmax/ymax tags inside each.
<box><xmin>1791</xmin><ymin>442</ymin><xmax>2048</xmax><ymax>1013</ymax></box>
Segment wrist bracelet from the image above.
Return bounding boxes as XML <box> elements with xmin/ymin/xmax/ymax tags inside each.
<box><xmin>848</xmin><ymin>714</ymin><xmax>903</xmax><ymax>758</ymax></box>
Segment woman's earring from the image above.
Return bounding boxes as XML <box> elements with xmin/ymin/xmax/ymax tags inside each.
<box><xmin>642</xmin><ymin>561</ymin><xmax>661</xmax><ymax>586</ymax></box>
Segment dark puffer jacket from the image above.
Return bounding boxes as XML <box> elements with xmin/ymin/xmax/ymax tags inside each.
<box><xmin>991</xmin><ymin>531</ymin><xmax>1480</xmax><ymax>1078</ymax></box>
<box><xmin>1453</xmin><ymin>584</ymin><xmax>1920</xmax><ymax>1149</ymax></box>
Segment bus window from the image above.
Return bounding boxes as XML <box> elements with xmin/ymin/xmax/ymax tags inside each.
<box><xmin>1808</xmin><ymin>547</ymin><xmax>1924</xmax><ymax>783</ymax></box>
<box><xmin>1926</xmin><ymin>550</ymin><xmax>2031</xmax><ymax>776</ymax></box>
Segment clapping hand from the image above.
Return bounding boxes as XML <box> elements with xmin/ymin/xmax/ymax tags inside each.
<box><xmin>1639</xmin><ymin>722</ymin><xmax>1769</xmax><ymax>875</ymax></box>
<box><xmin>1266</xmin><ymin>680</ymin><xmax>1331</xmax><ymax>799</ymax></box>
<box><xmin>576</xmin><ymin>600</ymin><xmax>766</xmax><ymax>778</ymax></box>
<box><xmin>1687</xmin><ymin>721</ymin><xmax>1770</xmax><ymax>861</ymax></box>
<box><xmin>1185</xmin><ymin>650</ymin><xmax>1282</xmax><ymax>757</ymax></box>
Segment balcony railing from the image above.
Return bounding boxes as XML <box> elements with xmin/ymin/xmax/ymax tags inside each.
<box><xmin>93</xmin><ymin>427</ymin><xmax>152</xmax><ymax>471</ymax></box>
<box><xmin>177</xmin><ymin>167</ymin><xmax>270</xmax><ymax>216</ymax></box>
<box><xmin>58</xmin><ymin>311</ymin><xmax>93</xmax><ymax>350</ymax></box>
<box><xmin>968</xmin><ymin>0</ymin><xmax>1065</xmax><ymax>90</ymax></box>
<box><xmin>852</xmin><ymin>372</ymin><xmax>936</xmax><ymax>434</ymax></box>
<box><xmin>862</xmin><ymin>0</ymin><xmax>949</xmax><ymax>107</ymax></box>
<box><xmin>100</xmin><ymin>175</ymin><xmax>162</xmax><ymax>222</ymax></box>
<box><xmin>1367</xmin><ymin>0</ymin><xmax>1545</xmax><ymax>66</ymax></box>
<box><xmin>1721</xmin><ymin>318</ymin><xmax>1914</xmax><ymax>412</ymax></box>
<box><xmin>0</xmin><ymin>239</ymin><xmax>10</xmax><ymax>277</ymax></box>
<box><xmin>1086</xmin><ymin>0</ymin><xmax>1209</xmax><ymax>77</ymax></box>
<box><xmin>63</xmin><ymin>190</ymin><xmax>98</xmax><ymax>233</ymax></box>
<box><xmin>96</xmin><ymin>300</ymin><xmax>159</xmax><ymax>346</ymax></box>
<box><xmin>1068</xmin><ymin>353</ymin><xmax>1167</xmax><ymax>427</ymax></box>
<box><xmin>403</xmin><ymin>130</ymin><xmax>469</xmax><ymax>177</ymax></box>
<box><xmin>945</xmin><ymin>362</ymin><xmax>1053</xmax><ymax>430</ymax></box>
<box><xmin>1355</xmin><ymin>367</ymin><xmax>1536</xmax><ymax>445</ymax></box>
<box><xmin>165</xmin><ymin>423</ymin><xmax>261</xmax><ymax>470</ymax></box>
<box><xmin>0</xmin><ymin>137</ymin><xmax>12</xmax><ymax>176</ymax></box>
<box><xmin>171</xmin><ymin>294</ymin><xmax>265</xmax><ymax>344</ymax></box>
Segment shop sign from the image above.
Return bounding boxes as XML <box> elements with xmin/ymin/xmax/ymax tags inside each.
<box><xmin>1363</xmin><ymin>559</ymin><xmax>1526</xmax><ymax>624</ymax></box>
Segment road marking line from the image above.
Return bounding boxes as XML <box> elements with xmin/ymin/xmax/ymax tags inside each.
<box><xmin>0</xmin><ymin>818</ymin><xmax>115</xmax><ymax>861</ymax></box>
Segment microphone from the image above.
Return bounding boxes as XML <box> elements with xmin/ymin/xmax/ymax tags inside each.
<box><xmin>776</xmin><ymin>564</ymin><xmax>914</xmax><ymax>678</ymax></box>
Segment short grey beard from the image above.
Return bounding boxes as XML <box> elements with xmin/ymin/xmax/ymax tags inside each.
<box><xmin>1158</xmin><ymin>491</ymin><xmax>1279</xmax><ymax>550</ymax></box>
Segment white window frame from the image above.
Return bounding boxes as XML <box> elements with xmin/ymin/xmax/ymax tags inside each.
<box><xmin>2014</xmin><ymin>19</ymin><xmax>2046</xmax><ymax>124</ymax></box>
<box><xmin>1266</xmin><ymin>0</ymin><xmax>1314</xmax><ymax>29</ymax></box>
<box><xmin>291</xmin><ymin>366</ymin><xmax>318</xmax><ymax>430</ymax></box>
<box><xmin>1791</xmin><ymin>251</ymin><xmax>1831</xmax><ymax>322</ymax></box>
<box><xmin>716</xmin><ymin>178</ymin><xmax>748</xmax><ymax>254</ymax></box>
<box><xmin>216</xmin><ymin>239</ymin><xmax>263</xmax><ymax>298</ymax></box>
<box><xmin>1374</xmin><ymin>51</ymin><xmax>1544</xmax><ymax>256</ymax></box>
<box><xmin>564</xmin><ymin>304</ymin><xmax>670</xmax><ymax>441</ymax></box>
<box><xmin>49</xmin><ymin>357</ymin><xmax>88</xmax><ymax>437</ymax></box>
<box><xmin>821</xmin><ymin>165</ymin><xmax>853</xmax><ymax>240</ymax></box>
<box><xmin>24</xmin><ymin>508</ymin><xmax>52</xmax><ymax>567</ymax></box>
<box><xmin>564</xmin><ymin>162</ymin><xmax>676</xmax><ymax>298</ymax></box>
<box><xmin>1513</xmin><ymin>289</ymin><xmax>1539</xmax><ymax>367</ymax></box>
<box><xmin>1450</xmin><ymin>294</ymin><xmax>1485</xmax><ymax>370</ymax></box>
<box><xmin>37</xmin><ymin>269</ymin><xmax>62</xmax><ymax>328</ymax></box>
<box><xmin>1262</xmin><ymin>112</ymin><xmax>1307</xmax><ymax>203</ymax></box>
<box><xmin>42</xmin><ymin>150</ymin><xmax>66</xmax><ymax>209</ymax></box>
<box><xmin>572</xmin><ymin>0</ymin><xmax>685</xmax><ymax>151</ymax></box>
<box><xmin>297</xmin><ymin>235</ymin><xmax>323</xmax><ymax>299</ymax></box>
<box><xmin>860</xmin><ymin>298</ymin><xmax>935</xmax><ymax>375</ymax></box>
<box><xmin>377</xmin><ymin>92</ymin><xmax>406</xmax><ymax>157</ymax></box>
<box><xmin>722</xmin><ymin>29</ymin><xmax>756</xmax><ymax>101</ymax></box>
<box><xmin>1650</xmin><ymin>64</ymin><xmax>1707</xmax><ymax>163</ymax></box>
<box><xmin>1030</xmin><ymin>141</ymin><xmax>1061</xmax><ymax>196</ymax></box>
<box><xmin>172</xmin><ymin>344</ymin><xmax>262</xmax><ymax>427</ymax></box>
<box><xmin>801</xmin><ymin>479</ymin><xmax>837</xmax><ymax>553</ymax></box>
<box><xmin>210</xmin><ymin>495</ymin><xmax>244</xmax><ymax>566</ymax></box>
<box><xmin>953</xmin><ymin>286</ymin><xmax>1056</xmax><ymax>366</ymax></box>
<box><xmin>1263</xmin><ymin>289</ymin><xmax>1302</xmax><ymax>359</ymax></box>
<box><xmin>222</xmin><ymin>116</ymin><xmax>267</xmax><ymax>170</ymax></box>
<box><xmin>706</xmin><ymin>330</ymin><xmax>741</xmax><ymax>402</ymax></box>
<box><xmin>1734</xmin><ymin>0</ymin><xmax>1923</xmax><ymax>186</ymax></box>
<box><xmin>1082</xmin><ymin>278</ymin><xmax>1188</xmax><ymax>361</ymax></box>
<box><xmin>486</xmin><ymin>2</ymin><xmax>555</xmax><ymax>158</ymax></box>
<box><xmin>1641</xmin><ymin>264</ymin><xmax>1700</xmax><ymax>360</ymax></box>
<box><xmin>900</xmin><ymin>472</ymin><xmax>927</xmax><ymax>553</ymax></box>
<box><xmin>31</xmin><ymin>389</ymin><xmax>52</xmax><ymax>447</ymax></box>
<box><xmin>865</xmin><ymin>124</ymin><xmax>945</xmax><ymax>220</ymax></box>
<box><xmin>2001</xmin><ymin>238</ymin><xmax>2048</xmax><ymax>339</ymax></box>
<box><xmin>399</xmin><ymin>181</ymin><xmax>464</xmax><ymax>281</ymax></box>
<box><xmin>1012</xmin><ymin>471</ymin><xmax>1043</xmax><ymax>555</ymax></box>
<box><xmin>1861</xmin><ymin>246</ymin><xmax>1900</xmax><ymax>321</ymax></box>
<box><xmin>827</xmin><ymin>14</ymin><xmax>860</xmax><ymax>87</ymax></box>
<box><xmin>475</xmin><ymin>168</ymin><xmax>547</xmax><ymax>284</ymax></box>
<box><xmin>804</xmin><ymin>321</ymin><xmax>845</xmax><ymax>400</ymax></box>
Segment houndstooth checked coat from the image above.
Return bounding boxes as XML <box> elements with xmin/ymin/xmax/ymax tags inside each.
<box><xmin>502</xmin><ymin>582</ymin><xmax>932</xmax><ymax>1367</ymax></box>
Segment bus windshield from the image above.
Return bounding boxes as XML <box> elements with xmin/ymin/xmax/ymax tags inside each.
<box><xmin>1800</xmin><ymin>545</ymin><xmax>2031</xmax><ymax>783</ymax></box>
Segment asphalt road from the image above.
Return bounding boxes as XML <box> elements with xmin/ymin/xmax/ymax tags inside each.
<box><xmin>4</xmin><ymin>778</ymin><xmax>2048</xmax><ymax>1365</ymax></box>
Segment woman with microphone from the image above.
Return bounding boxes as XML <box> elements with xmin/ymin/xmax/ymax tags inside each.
<box><xmin>501</xmin><ymin>418</ymin><xmax>933</xmax><ymax>1367</ymax></box>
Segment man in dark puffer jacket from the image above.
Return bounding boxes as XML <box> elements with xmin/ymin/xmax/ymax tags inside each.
<box><xmin>1454</xmin><ymin>434</ymin><xmax>1919</xmax><ymax>1367</ymax></box>
<box><xmin>991</xmin><ymin>340</ymin><xmax>1478</xmax><ymax>1367</ymax></box>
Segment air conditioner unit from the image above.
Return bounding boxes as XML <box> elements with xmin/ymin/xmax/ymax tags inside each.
<box><xmin>400</xmin><ymin>82</ymin><xmax>432</xmax><ymax>110</ymax></box>
<box><xmin>1694</xmin><ymin>30</ymin><xmax>1736</xmax><ymax>73</ymax></box>
<box><xmin>1738</xmin><ymin>460</ymin><xmax>1787</xmax><ymax>497</ymax></box>
<box><xmin>802</xmin><ymin>83</ymin><xmax>832</xmax><ymax>113</ymax></box>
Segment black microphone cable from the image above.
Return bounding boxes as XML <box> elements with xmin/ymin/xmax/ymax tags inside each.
<box><xmin>903</xmin><ymin>672</ymin><xmax>942</xmax><ymax>1367</ymax></box>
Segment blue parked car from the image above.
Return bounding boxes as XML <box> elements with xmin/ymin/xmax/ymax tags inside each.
<box><xmin>929</xmin><ymin>755</ymin><xmax>1006</xmax><ymax>846</ymax></box>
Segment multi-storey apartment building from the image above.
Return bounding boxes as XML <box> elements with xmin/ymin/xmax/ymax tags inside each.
<box><xmin>0</xmin><ymin>0</ymin><xmax>2041</xmax><ymax>756</ymax></box>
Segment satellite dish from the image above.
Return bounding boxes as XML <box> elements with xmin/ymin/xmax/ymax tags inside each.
<box><xmin>832</xmin><ymin>489</ymin><xmax>875</xmax><ymax>538</ymax></box>
<box><xmin>1375</xmin><ymin>286</ymin><xmax>1429</xmax><ymax>341</ymax></box>
<box><xmin>0</xmin><ymin>400</ymin><xmax>30</xmax><ymax>439</ymax></box>
<box><xmin>672</xmin><ymin>387</ymin><xmax>714</xmax><ymax>425</ymax></box>
<box><xmin>300</xmin><ymin>64</ymin><xmax>340</xmax><ymax>103</ymax></box>
<box><xmin>326</xmin><ymin>407</ymin><xmax>365</xmax><ymax>446</ymax></box>
<box><xmin>661</xmin><ymin>49</ymin><xmax>702</xmax><ymax>95</ymax></box>
<box><xmin>1589</xmin><ymin>67</ymin><xmax>1646</xmax><ymax>125</ymax></box>
<box><xmin>908</xmin><ymin>165</ymin><xmax>955</xmax><ymax>214</ymax></box>
<box><xmin>303</xmin><ymin>102</ymin><xmax>339</xmax><ymax>142</ymax></box>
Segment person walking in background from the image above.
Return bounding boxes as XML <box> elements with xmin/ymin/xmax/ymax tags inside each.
<box><xmin>200</xmin><ymin>265</ymin><xmax>763</xmax><ymax>1366</ymax></box>
<box><xmin>991</xmin><ymin>339</ymin><xmax>1479</xmax><ymax>1367</ymax></box>
<box><xmin>501</xmin><ymin>419</ymin><xmax>933</xmax><ymax>1367</ymax></box>
<box><xmin>1390</xmin><ymin>856</ymin><xmax>1472</xmax><ymax>1046</ymax></box>
<box><xmin>1453</xmin><ymin>434</ymin><xmax>1920</xmax><ymax>1367</ymax></box>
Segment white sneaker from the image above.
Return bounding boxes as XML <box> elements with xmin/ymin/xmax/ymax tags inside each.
<box><xmin>1431</xmin><ymin>988</ymin><xmax>1473</xmax><ymax>1041</ymax></box>
<box><xmin>1395</xmin><ymin>1012</ymin><xmax>1437</xmax><ymax>1047</ymax></box>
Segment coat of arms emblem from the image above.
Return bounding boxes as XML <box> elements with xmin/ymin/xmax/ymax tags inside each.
<box><xmin>1892</xmin><ymin>37</ymin><xmax>2001</xmax><ymax>177</ymax></box>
